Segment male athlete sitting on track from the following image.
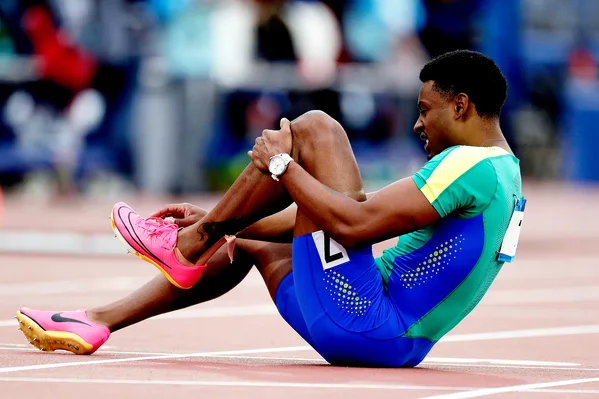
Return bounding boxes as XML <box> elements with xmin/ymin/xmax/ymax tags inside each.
<box><xmin>16</xmin><ymin>50</ymin><xmax>526</xmax><ymax>367</ymax></box>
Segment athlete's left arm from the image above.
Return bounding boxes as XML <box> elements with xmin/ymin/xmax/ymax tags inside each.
<box><xmin>280</xmin><ymin>162</ymin><xmax>440</xmax><ymax>248</ymax></box>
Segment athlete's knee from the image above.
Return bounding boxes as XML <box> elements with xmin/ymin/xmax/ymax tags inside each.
<box><xmin>297</xmin><ymin>110</ymin><xmax>335</xmax><ymax>125</ymax></box>
<box><xmin>290</xmin><ymin>110</ymin><xmax>347</xmax><ymax>148</ymax></box>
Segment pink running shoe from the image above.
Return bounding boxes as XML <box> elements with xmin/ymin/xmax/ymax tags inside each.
<box><xmin>16</xmin><ymin>308</ymin><xmax>110</xmax><ymax>355</ymax></box>
<box><xmin>111</xmin><ymin>202</ymin><xmax>206</xmax><ymax>289</ymax></box>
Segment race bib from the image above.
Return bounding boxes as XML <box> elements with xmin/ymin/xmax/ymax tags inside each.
<box><xmin>498</xmin><ymin>197</ymin><xmax>527</xmax><ymax>263</ymax></box>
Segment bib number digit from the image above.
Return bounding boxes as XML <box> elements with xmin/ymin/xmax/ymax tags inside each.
<box><xmin>312</xmin><ymin>231</ymin><xmax>350</xmax><ymax>270</ymax></box>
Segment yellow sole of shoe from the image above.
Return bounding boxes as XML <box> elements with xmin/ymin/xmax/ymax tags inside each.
<box><xmin>15</xmin><ymin>311</ymin><xmax>94</xmax><ymax>355</ymax></box>
<box><xmin>110</xmin><ymin>211</ymin><xmax>188</xmax><ymax>289</ymax></box>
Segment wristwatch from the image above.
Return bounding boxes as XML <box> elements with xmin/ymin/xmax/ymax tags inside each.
<box><xmin>268</xmin><ymin>153</ymin><xmax>294</xmax><ymax>181</ymax></box>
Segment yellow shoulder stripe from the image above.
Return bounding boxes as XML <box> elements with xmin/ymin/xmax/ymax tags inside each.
<box><xmin>420</xmin><ymin>146</ymin><xmax>508</xmax><ymax>203</ymax></box>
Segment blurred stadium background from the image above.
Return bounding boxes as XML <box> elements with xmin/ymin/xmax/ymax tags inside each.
<box><xmin>0</xmin><ymin>0</ymin><xmax>597</xmax><ymax>200</ymax></box>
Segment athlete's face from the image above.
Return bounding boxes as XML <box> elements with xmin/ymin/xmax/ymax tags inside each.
<box><xmin>414</xmin><ymin>81</ymin><xmax>456</xmax><ymax>160</ymax></box>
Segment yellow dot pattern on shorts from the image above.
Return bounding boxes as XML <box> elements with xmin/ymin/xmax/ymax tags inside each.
<box><xmin>400</xmin><ymin>235</ymin><xmax>465</xmax><ymax>289</ymax></box>
<box><xmin>322</xmin><ymin>270</ymin><xmax>372</xmax><ymax>317</ymax></box>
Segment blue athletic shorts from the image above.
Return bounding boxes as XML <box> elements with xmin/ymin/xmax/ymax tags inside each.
<box><xmin>274</xmin><ymin>232</ymin><xmax>435</xmax><ymax>367</ymax></box>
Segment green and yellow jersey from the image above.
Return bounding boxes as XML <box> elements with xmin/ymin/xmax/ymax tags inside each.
<box><xmin>375</xmin><ymin>145</ymin><xmax>522</xmax><ymax>342</ymax></box>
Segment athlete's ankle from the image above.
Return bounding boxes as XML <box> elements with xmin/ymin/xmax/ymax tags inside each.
<box><xmin>86</xmin><ymin>310</ymin><xmax>113</xmax><ymax>332</ymax></box>
<box><xmin>175</xmin><ymin>229</ymin><xmax>202</xmax><ymax>265</ymax></box>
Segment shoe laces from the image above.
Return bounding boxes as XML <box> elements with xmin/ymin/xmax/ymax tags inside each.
<box><xmin>138</xmin><ymin>217</ymin><xmax>178</xmax><ymax>240</ymax></box>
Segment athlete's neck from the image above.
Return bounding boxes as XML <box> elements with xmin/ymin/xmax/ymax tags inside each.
<box><xmin>458</xmin><ymin>118</ymin><xmax>513</xmax><ymax>154</ymax></box>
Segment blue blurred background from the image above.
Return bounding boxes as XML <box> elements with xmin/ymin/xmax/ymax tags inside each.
<box><xmin>0</xmin><ymin>0</ymin><xmax>597</xmax><ymax>199</ymax></box>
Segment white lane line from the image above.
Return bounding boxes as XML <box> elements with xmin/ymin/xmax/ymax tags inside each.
<box><xmin>440</xmin><ymin>325</ymin><xmax>599</xmax><ymax>342</ymax></box>
<box><xmin>423</xmin><ymin>364</ymin><xmax>599</xmax><ymax>372</ymax></box>
<box><xmin>421</xmin><ymin>377</ymin><xmax>599</xmax><ymax>399</ymax></box>
<box><xmin>0</xmin><ymin>231</ymin><xmax>124</xmax><ymax>255</ymax></box>
<box><xmin>0</xmin><ymin>376</ymin><xmax>474</xmax><ymax>391</ymax></box>
<box><xmin>0</xmin><ymin>277</ymin><xmax>149</xmax><ymax>296</ymax></box>
<box><xmin>423</xmin><ymin>357</ymin><xmax>579</xmax><ymax>366</ymax></box>
<box><xmin>0</xmin><ymin>345</ymin><xmax>311</xmax><ymax>374</ymax></box>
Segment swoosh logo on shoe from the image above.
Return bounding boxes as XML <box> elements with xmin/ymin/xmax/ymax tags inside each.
<box><xmin>116</xmin><ymin>205</ymin><xmax>172</xmax><ymax>270</ymax></box>
<box><xmin>51</xmin><ymin>313</ymin><xmax>91</xmax><ymax>326</ymax></box>
<box><xmin>116</xmin><ymin>205</ymin><xmax>154</xmax><ymax>258</ymax></box>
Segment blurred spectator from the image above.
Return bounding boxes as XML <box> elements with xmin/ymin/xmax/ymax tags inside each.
<box><xmin>254</xmin><ymin>0</ymin><xmax>296</xmax><ymax>62</ymax></box>
<box><xmin>23</xmin><ymin>4</ymin><xmax>97</xmax><ymax>92</ymax></box>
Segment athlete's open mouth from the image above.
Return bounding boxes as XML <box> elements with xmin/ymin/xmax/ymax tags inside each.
<box><xmin>419</xmin><ymin>133</ymin><xmax>430</xmax><ymax>152</ymax></box>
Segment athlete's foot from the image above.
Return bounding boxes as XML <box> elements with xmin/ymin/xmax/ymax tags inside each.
<box><xmin>16</xmin><ymin>308</ymin><xmax>110</xmax><ymax>355</ymax></box>
<box><xmin>111</xmin><ymin>202</ymin><xmax>207</xmax><ymax>289</ymax></box>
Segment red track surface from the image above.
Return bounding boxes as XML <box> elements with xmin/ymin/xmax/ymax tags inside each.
<box><xmin>1</xmin><ymin>182</ymin><xmax>599</xmax><ymax>398</ymax></box>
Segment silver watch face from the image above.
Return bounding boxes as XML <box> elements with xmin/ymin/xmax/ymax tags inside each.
<box><xmin>269</xmin><ymin>156</ymin><xmax>287</xmax><ymax>175</ymax></box>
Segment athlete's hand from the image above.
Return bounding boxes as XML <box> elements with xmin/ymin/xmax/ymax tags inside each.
<box><xmin>150</xmin><ymin>203</ymin><xmax>207</xmax><ymax>227</ymax></box>
<box><xmin>248</xmin><ymin>117</ymin><xmax>293</xmax><ymax>173</ymax></box>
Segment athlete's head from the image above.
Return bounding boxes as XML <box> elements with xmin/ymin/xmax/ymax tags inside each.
<box><xmin>414</xmin><ymin>50</ymin><xmax>508</xmax><ymax>159</ymax></box>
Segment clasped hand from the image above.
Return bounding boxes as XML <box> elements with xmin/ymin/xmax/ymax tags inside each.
<box><xmin>248</xmin><ymin>118</ymin><xmax>293</xmax><ymax>173</ymax></box>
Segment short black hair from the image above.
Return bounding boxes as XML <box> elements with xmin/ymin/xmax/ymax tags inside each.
<box><xmin>419</xmin><ymin>50</ymin><xmax>508</xmax><ymax>118</ymax></box>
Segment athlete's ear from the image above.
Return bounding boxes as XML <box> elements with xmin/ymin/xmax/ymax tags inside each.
<box><xmin>454</xmin><ymin>93</ymin><xmax>469</xmax><ymax>120</ymax></box>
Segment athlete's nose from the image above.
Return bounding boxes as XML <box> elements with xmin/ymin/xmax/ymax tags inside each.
<box><xmin>414</xmin><ymin>117</ymin><xmax>424</xmax><ymax>134</ymax></box>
